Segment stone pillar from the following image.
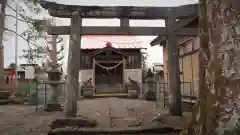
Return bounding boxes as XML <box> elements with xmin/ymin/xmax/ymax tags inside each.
<box><xmin>51</xmin><ymin>35</ymin><xmax>58</xmax><ymax>67</ymax></box>
<box><xmin>120</xmin><ymin>19</ymin><xmax>129</xmax><ymax>27</ymax></box>
<box><xmin>0</xmin><ymin>0</ymin><xmax>8</xmax><ymax>97</ymax></box>
<box><xmin>45</xmin><ymin>69</ymin><xmax>63</xmax><ymax>111</ymax></box>
<box><xmin>65</xmin><ymin>12</ymin><xmax>81</xmax><ymax>117</ymax></box>
<box><xmin>0</xmin><ymin>47</ymin><xmax>4</xmax><ymax>87</ymax></box>
<box><xmin>120</xmin><ymin>19</ymin><xmax>129</xmax><ymax>93</ymax></box>
<box><xmin>166</xmin><ymin>8</ymin><xmax>182</xmax><ymax>116</ymax></box>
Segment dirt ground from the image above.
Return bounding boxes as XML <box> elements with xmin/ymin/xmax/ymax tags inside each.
<box><xmin>77</xmin><ymin>98</ymin><xmax>164</xmax><ymax>128</ymax></box>
<box><xmin>0</xmin><ymin>98</ymin><xmax>167</xmax><ymax>135</ymax></box>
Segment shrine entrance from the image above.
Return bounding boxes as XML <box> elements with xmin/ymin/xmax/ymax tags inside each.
<box><xmin>40</xmin><ymin>0</ymin><xmax>199</xmax><ymax>116</ymax></box>
<box><xmin>94</xmin><ymin>62</ymin><xmax>123</xmax><ymax>93</ymax></box>
<box><xmin>90</xmin><ymin>45</ymin><xmax>127</xmax><ymax>94</ymax></box>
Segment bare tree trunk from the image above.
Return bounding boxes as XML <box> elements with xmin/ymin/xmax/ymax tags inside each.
<box><xmin>50</xmin><ymin>34</ymin><xmax>59</xmax><ymax>102</ymax></box>
<box><xmin>184</xmin><ymin>1</ymin><xmax>240</xmax><ymax>135</ymax></box>
<box><xmin>47</xmin><ymin>15</ymin><xmax>61</xmax><ymax>105</ymax></box>
<box><xmin>51</xmin><ymin>36</ymin><xmax>57</xmax><ymax>66</ymax></box>
<box><xmin>0</xmin><ymin>0</ymin><xmax>6</xmax><ymax>91</ymax></box>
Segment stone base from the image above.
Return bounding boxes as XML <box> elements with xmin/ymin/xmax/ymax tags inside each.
<box><xmin>139</xmin><ymin>93</ymin><xmax>145</xmax><ymax>99</ymax></box>
<box><xmin>0</xmin><ymin>86</ymin><xmax>11</xmax><ymax>100</ymax></box>
<box><xmin>0</xmin><ymin>99</ymin><xmax>9</xmax><ymax>105</ymax></box>
<box><xmin>9</xmin><ymin>97</ymin><xmax>26</xmax><ymax>104</ymax></box>
<box><xmin>49</xmin><ymin>125</ymin><xmax>177</xmax><ymax>135</ymax></box>
<box><xmin>127</xmin><ymin>90</ymin><xmax>138</xmax><ymax>99</ymax></box>
<box><xmin>82</xmin><ymin>88</ymin><xmax>94</xmax><ymax>98</ymax></box>
<box><xmin>51</xmin><ymin>117</ymin><xmax>97</xmax><ymax>129</ymax></box>
<box><xmin>145</xmin><ymin>91</ymin><xmax>156</xmax><ymax>101</ymax></box>
<box><xmin>150</xmin><ymin>114</ymin><xmax>190</xmax><ymax>130</ymax></box>
<box><xmin>28</xmin><ymin>93</ymin><xmax>38</xmax><ymax>105</ymax></box>
<box><xmin>0</xmin><ymin>91</ymin><xmax>11</xmax><ymax>100</ymax></box>
<box><xmin>45</xmin><ymin>103</ymin><xmax>63</xmax><ymax>112</ymax></box>
<box><xmin>83</xmin><ymin>92</ymin><xmax>93</xmax><ymax>98</ymax></box>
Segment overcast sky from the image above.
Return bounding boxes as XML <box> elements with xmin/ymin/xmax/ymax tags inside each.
<box><xmin>3</xmin><ymin>0</ymin><xmax>198</xmax><ymax>70</ymax></box>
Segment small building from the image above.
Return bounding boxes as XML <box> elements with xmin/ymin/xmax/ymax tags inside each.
<box><xmin>150</xmin><ymin>17</ymin><xmax>199</xmax><ymax>97</ymax></box>
<box><xmin>4</xmin><ymin>67</ymin><xmax>25</xmax><ymax>83</ymax></box>
<box><xmin>153</xmin><ymin>63</ymin><xmax>164</xmax><ymax>82</ymax></box>
<box><xmin>3</xmin><ymin>67</ymin><xmax>25</xmax><ymax>95</ymax></box>
<box><xmin>4</xmin><ymin>64</ymin><xmax>41</xmax><ymax>87</ymax></box>
<box><xmin>79</xmin><ymin>36</ymin><xmax>146</xmax><ymax>94</ymax></box>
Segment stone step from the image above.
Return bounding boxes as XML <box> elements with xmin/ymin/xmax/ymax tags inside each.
<box><xmin>51</xmin><ymin>118</ymin><xmax>97</xmax><ymax>129</ymax></box>
<box><xmin>96</xmin><ymin>87</ymin><xmax>122</xmax><ymax>89</ymax></box>
<box><xmin>48</xmin><ymin>125</ymin><xmax>178</xmax><ymax>135</ymax></box>
<box><xmin>95</xmin><ymin>84</ymin><xmax>123</xmax><ymax>93</ymax></box>
<box><xmin>96</xmin><ymin>85</ymin><xmax>122</xmax><ymax>88</ymax></box>
<box><xmin>0</xmin><ymin>86</ymin><xmax>12</xmax><ymax>99</ymax></box>
<box><xmin>96</xmin><ymin>90</ymin><xmax>123</xmax><ymax>94</ymax></box>
<box><xmin>93</xmin><ymin>93</ymin><xmax>128</xmax><ymax>98</ymax></box>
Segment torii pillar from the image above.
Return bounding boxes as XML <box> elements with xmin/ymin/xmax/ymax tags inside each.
<box><xmin>166</xmin><ymin>8</ymin><xmax>182</xmax><ymax>116</ymax></box>
<box><xmin>0</xmin><ymin>0</ymin><xmax>7</xmax><ymax>95</ymax></box>
<box><xmin>65</xmin><ymin>12</ymin><xmax>81</xmax><ymax>117</ymax></box>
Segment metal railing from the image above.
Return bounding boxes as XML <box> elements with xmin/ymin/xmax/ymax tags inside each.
<box><xmin>35</xmin><ymin>81</ymin><xmax>66</xmax><ymax>112</ymax></box>
<box><xmin>142</xmin><ymin>82</ymin><xmax>197</xmax><ymax>108</ymax></box>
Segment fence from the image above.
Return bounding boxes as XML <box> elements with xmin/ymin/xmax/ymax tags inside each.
<box><xmin>142</xmin><ymin>81</ymin><xmax>197</xmax><ymax>108</ymax></box>
<box><xmin>35</xmin><ymin>81</ymin><xmax>196</xmax><ymax>111</ymax></box>
<box><xmin>36</xmin><ymin>81</ymin><xmax>66</xmax><ymax>112</ymax></box>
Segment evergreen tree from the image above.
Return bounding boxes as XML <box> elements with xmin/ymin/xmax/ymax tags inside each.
<box><xmin>0</xmin><ymin>0</ymin><xmax>48</xmax><ymax>89</ymax></box>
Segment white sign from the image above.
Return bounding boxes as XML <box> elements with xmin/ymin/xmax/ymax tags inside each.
<box><xmin>154</xmin><ymin>65</ymin><xmax>163</xmax><ymax>72</ymax></box>
<box><xmin>25</xmin><ymin>66</ymin><xmax>35</xmax><ymax>79</ymax></box>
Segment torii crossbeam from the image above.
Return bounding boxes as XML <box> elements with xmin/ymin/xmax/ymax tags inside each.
<box><xmin>40</xmin><ymin>0</ymin><xmax>198</xmax><ymax>19</ymax></box>
<box><xmin>40</xmin><ymin>0</ymin><xmax>199</xmax><ymax>117</ymax></box>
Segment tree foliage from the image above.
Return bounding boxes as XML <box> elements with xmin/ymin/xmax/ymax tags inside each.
<box><xmin>41</xmin><ymin>35</ymin><xmax>65</xmax><ymax>69</ymax></box>
<box><xmin>3</xmin><ymin>0</ymin><xmax>50</xmax><ymax>64</ymax></box>
<box><xmin>3</xmin><ymin>0</ymin><xmax>65</xmax><ymax>67</ymax></box>
<box><xmin>19</xmin><ymin>45</ymin><xmax>46</xmax><ymax>63</ymax></box>
<box><xmin>8</xmin><ymin>63</ymin><xmax>16</xmax><ymax>69</ymax></box>
<box><xmin>4</xmin><ymin>0</ymin><xmax>48</xmax><ymax>41</ymax></box>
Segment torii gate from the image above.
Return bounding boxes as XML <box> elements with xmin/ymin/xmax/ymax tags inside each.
<box><xmin>40</xmin><ymin>0</ymin><xmax>198</xmax><ymax>117</ymax></box>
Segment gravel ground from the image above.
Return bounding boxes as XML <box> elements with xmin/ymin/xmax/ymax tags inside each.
<box><xmin>0</xmin><ymin>98</ymin><xmax>166</xmax><ymax>135</ymax></box>
<box><xmin>0</xmin><ymin>105</ymin><xmax>63</xmax><ymax>135</ymax></box>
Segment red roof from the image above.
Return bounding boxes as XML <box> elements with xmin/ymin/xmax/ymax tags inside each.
<box><xmin>81</xmin><ymin>35</ymin><xmax>147</xmax><ymax>49</ymax></box>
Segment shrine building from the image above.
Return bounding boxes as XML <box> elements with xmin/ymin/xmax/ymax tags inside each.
<box><xmin>79</xmin><ymin>35</ymin><xmax>146</xmax><ymax>94</ymax></box>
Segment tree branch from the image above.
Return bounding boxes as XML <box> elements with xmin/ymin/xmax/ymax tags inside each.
<box><xmin>5</xmin><ymin>2</ymin><xmax>48</xmax><ymax>45</ymax></box>
<box><xmin>5</xmin><ymin>14</ymin><xmax>32</xmax><ymax>23</ymax></box>
<box><xmin>4</xmin><ymin>27</ymin><xmax>38</xmax><ymax>47</ymax></box>
<box><xmin>3</xmin><ymin>0</ymin><xmax>50</xmax><ymax>65</ymax></box>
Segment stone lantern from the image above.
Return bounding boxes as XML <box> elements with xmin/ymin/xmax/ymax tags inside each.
<box><xmin>46</xmin><ymin>68</ymin><xmax>63</xmax><ymax>111</ymax></box>
<box><xmin>47</xmin><ymin>68</ymin><xmax>61</xmax><ymax>82</ymax></box>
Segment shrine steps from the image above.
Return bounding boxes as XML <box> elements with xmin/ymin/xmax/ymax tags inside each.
<box><xmin>93</xmin><ymin>93</ymin><xmax>128</xmax><ymax>98</ymax></box>
<box><xmin>95</xmin><ymin>84</ymin><xmax>123</xmax><ymax>94</ymax></box>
